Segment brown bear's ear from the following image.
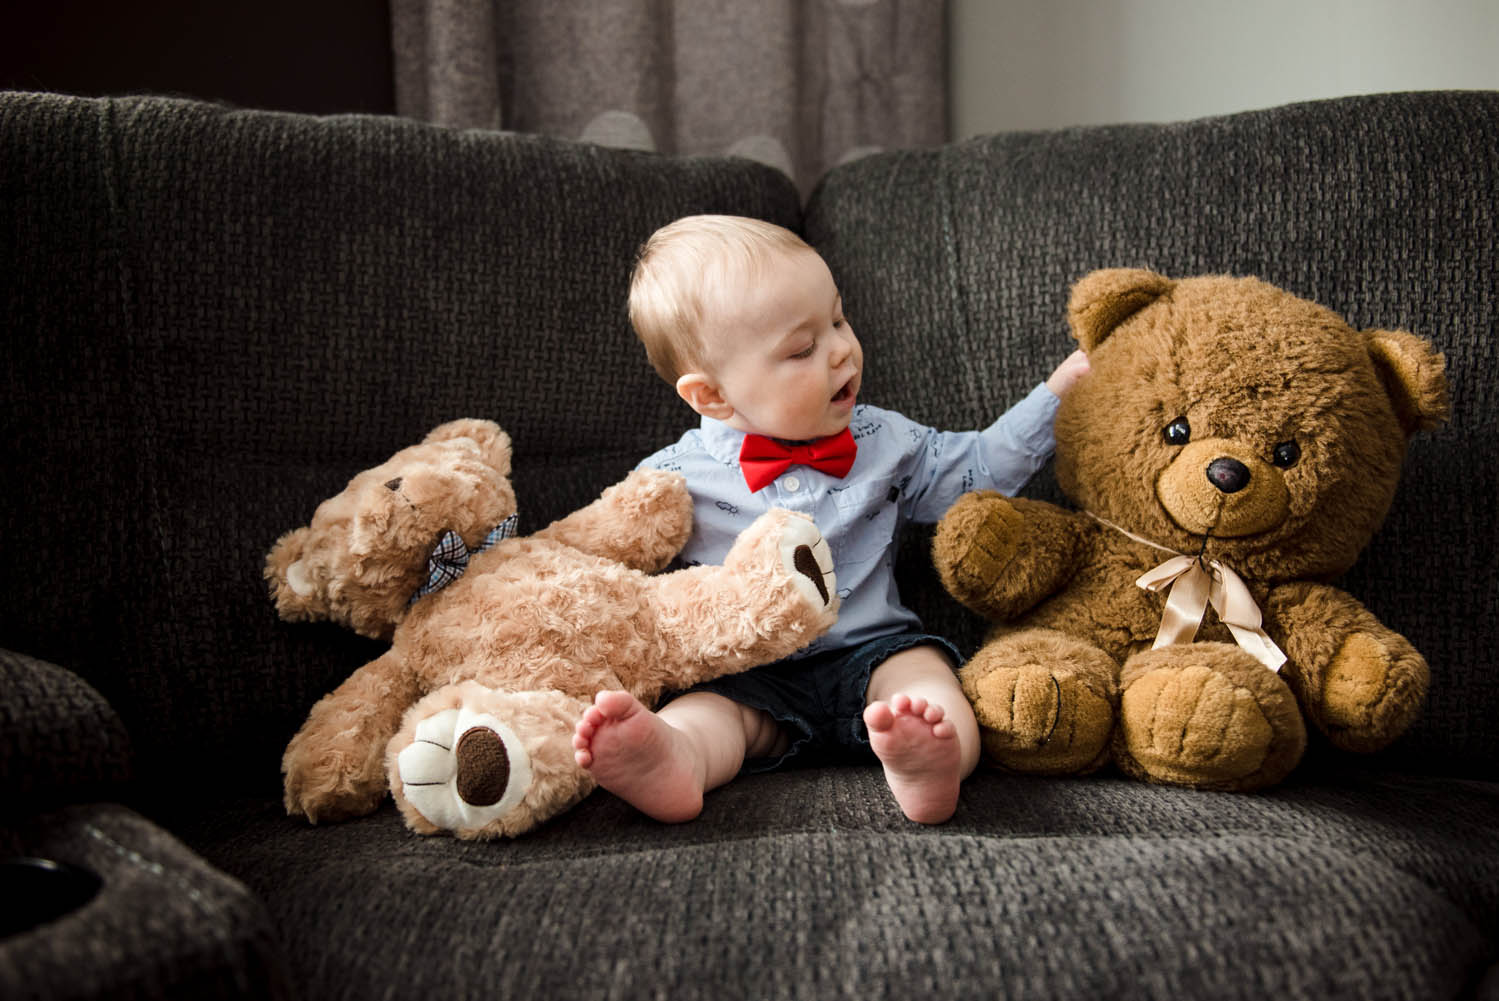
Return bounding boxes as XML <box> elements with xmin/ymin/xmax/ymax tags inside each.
<box><xmin>1067</xmin><ymin>268</ymin><xmax>1176</xmax><ymax>352</ymax></box>
<box><xmin>1367</xmin><ymin>329</ymin><xmax>1450</xmax><ymax>434</ymax></box>
<box><xmin>423</xmin><ymin>419</ymin><xmax>512</xmax><ymax>476</ymax></box>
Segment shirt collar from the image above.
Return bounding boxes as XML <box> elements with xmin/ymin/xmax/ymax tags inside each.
<box><xmin>698</xmin><ymin>415</ymin><xmax>749</xmax><ymax>468</ymax></box>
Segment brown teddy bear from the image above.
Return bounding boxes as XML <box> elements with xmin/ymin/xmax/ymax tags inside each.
<box><xmin>933</xmin><ymin>270</ymin><xmax>1448</xmax><ymax>791</ymax></box>
<box><xmin>267</xmin><ymin>419</ymin><xmax>837</xmax><ymax>837</ymax></box>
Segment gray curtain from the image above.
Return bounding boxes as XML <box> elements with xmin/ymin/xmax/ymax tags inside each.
<box><xmin>391</xmin><ymin>0</ymin><xmax>948</xmax><ymax>196</ymax></box>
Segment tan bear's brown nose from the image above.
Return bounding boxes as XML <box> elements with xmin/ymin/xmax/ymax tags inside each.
<box><xmin>455</xmin><ymin>727</ymin><xmax>510</xmax><ymax>806</ymax></box>
<box><xmin>1206</xmin><ymin>458</ymin><xmax>1251</xmax><ymax>494</ymax></box>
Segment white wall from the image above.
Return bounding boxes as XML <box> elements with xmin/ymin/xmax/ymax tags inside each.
<box><xmin>950</xmin><ymin>0</ymin><xmax>1499</xmax><ymax>137</ymax></box>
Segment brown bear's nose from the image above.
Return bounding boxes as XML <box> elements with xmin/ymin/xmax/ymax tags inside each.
<box><xmin>384</xmin><ymin>477</ymin><xmax>403</xmax><ymax>491</ymax></box>
<box><xmin>1206</xmin><ymin>458</ymin><xmax>1251</xmax><ymax>494</ymax></box>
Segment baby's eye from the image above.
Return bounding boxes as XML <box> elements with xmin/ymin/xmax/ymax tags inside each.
<box><xmin>832</xmin><ymin>316</ymin><xmax>845</xmax><ymax>329</ymax></box>
<box><xmin>790</xmin><ymin>343</ymin><xmax>816</xmax><ymax>360</ymax></box>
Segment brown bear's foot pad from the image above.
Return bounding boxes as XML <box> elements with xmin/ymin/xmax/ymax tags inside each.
<box><xmin>959</xmin><ymin>629</ymin><xmax>1118</xmax><ymax>775</ymax></box>
<box><xmin>1114</xmin><ymin>643</ymin><xmax>1306</xmax><ymax>791</ymax></box>
<box><xmin>395</xmin><ymin>705</ymin><xmax>534</xmax><ymax>831</ymax></box>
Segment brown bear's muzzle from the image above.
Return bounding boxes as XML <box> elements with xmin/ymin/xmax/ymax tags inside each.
<box><xmin>1156</xmin><ymin>440</ymin><xmax>1290</xmax><ymax>538</ymax></box>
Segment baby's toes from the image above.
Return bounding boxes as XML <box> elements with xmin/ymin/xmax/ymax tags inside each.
<box><xmin>863</xmin><ymin>701</ymin><xmax>896</xmax><ymax>732</ymax></box>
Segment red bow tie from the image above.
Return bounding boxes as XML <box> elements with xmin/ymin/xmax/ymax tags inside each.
<box><xmin>738</xmin><ymin>428</ymin><xmax>857</xmax><ymax>492</ymax></box>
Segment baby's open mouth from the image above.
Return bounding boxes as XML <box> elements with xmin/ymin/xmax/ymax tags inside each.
<box><xmin>831</xmin><ymin>380</ymin><xmax>855</xmax><ymax>404</ymax></box>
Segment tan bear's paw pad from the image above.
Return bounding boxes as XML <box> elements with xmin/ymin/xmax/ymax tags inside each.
<box><xmin>396</xmin><ymin>707</ymin><xmax>533</xmax><ymax>832</ymax></box>
<box><xmin>776</xmin><ymin>513</ymin><xmax>836</xmax><ymax>611</ymax></box>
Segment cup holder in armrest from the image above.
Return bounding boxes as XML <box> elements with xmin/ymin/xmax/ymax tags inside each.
<box><xmin>0</xmin><ymin>857</ymin><xmax>103</xmax><ymax>939</ymax></box>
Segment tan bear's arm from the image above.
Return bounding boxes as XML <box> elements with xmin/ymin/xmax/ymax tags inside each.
<box><xmin>933</xmin><ymin>492</ymin><xmax>1089</xmax><ymax>622</ymax></box>
<box><xmin>531</xmin><ymin>468</ymin><xmax>694</xmax><ymax>573</ymax></box>
<box><xmin>1265</xmin><ymin>582</ymin><xmax>1429</xmax><ymax>753</ymax></box>
<box><xmin>282</xmin><ymin>649</ymin><xmax>425</xmax><ymax>823</ymax></box>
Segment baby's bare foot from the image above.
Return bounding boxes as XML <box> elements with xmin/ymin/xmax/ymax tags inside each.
<box><xmin>864</xmin><ymin>693</ymin><xmax>963</xmax><ymax>824</ymax></box>
<box><xmin>572</xmin><ymin>690</ymin><xmax>704</xmax><ymax>823</ymax></box>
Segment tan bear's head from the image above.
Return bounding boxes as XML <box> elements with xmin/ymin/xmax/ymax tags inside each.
<box><xmin>1055</xmin><ymin>269</ymin><xmax>1449</xmax><ymax>582</ymax></box>
<box><xmin>265</xmin><ymin>419</ymin><xmax>518</xmax><ymax>640</ymax></box>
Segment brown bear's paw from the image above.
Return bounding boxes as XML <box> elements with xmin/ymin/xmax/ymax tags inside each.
<box><xmin>723</xmin><ymin>509</ymin><xmax>838</xmax><ymax>620</ymax></box>
<box><xmin>1315</xmin><ymin>632</ymin><xmax>1429</xmax><ymax>753</ymax></box>
<box><xmin>932</xmin><ymin>491</ymin><xmax>1023</xmax><ymax>610</ymax></box>
<box><xmin>959</xmin><ymin>629</ymin><xmax>1118</xmax><ymax>775</ymax></box>
<box><xmin>1114</xmin><ymin>643</ymin><xmax>1306</xmax><ymax>791</ymax></box>
<box><xmin>388</xmin><ymin>682</ymin><xmax>594</xmax><ymax>839</ymax></box>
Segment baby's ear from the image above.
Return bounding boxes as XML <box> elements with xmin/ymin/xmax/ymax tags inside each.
<box><xmin>675</xmin><ymin>373</ymin><xmax>733</xmax><ymax>421</ymax></box>
<box><xmin>1367</xmin><ymin>329</ymin><xmax>1450</xmax><ymax>434</ymax></box>
<box><xmin>1067</xmin><ymin>268</ymin><xmax>1175</xmax><ymax>353</ymax></box>
<box><xmin>265</xmin><ymin>527</ymin><xmax>323</xmax><ymax>620</ymax></box>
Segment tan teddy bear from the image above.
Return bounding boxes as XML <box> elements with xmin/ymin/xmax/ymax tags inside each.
<box><xmin>267</xmin><ymin>419</ymin><xmax>837</xmax><ymax>837</ymax></box>
<box><xmin>933</xmin><ymin>270</ymin><xmax>1448</xmax><ymax>791</ymax></box>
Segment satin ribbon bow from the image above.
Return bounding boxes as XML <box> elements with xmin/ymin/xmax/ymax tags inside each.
<box><xmin>1135</xmin><ymin>555</ymin><xmax>1288</xmax><ymax>672</ymax></box>
<box><xmin>411</xmin><ymin>513</ymin><xmax>519</xmax><ymax>603</ymax></box>
<box><xmin>738</xmin><ymin>428</ymin><xmax>857</xmax><ymax>492</ymax></box>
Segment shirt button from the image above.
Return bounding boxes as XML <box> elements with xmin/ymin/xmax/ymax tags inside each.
<box><xmin>782</xmin><ymin>475</ymin><xmax>801</xmax><ymax>492</ymax></box>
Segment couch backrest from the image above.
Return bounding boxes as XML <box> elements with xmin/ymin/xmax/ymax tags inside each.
<box><xmin>0</xmin><ymin>92</ymin><xmax>801</xmax><ymax>791</ymax></box>
<box><xmin>805</xmin><ymin>90</ymin><xmax>1498</xmax><ymax>777</ymax></box>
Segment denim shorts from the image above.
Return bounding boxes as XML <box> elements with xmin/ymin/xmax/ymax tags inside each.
<box><xmin>680</xmin><ymin>631</ymin><xmax>961</xmax><ymax>773</ymax></box>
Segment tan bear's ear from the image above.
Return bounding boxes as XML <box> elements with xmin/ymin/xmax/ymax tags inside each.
<box><xmin>265</xmin><ymin>526</ymin><xmax>322</xmax><ymax>619</ymax></box>
<box><xmin>423</xmin><ymin>419</ymin><xmax>512</xmax><ymax>476</ymax></box>
<box><xmin>1367</xmin><ymin>329</ymin><xmax>1450</xmax><ymax>434</ymax></box>
<box><xmin>1067</xmin><ymin>268</ymin><xmax>1176</xmax><ymax>352</ymax></box>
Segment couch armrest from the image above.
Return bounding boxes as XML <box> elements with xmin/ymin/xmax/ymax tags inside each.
<box><xmin>1</xmin><ymin>803</ymin><xmax>292</xmax><ymax>1000</ymax></box>
<box><xmin>0</xmin><ymin>649</ymin><xmax>133</xmax><ymax>810</ymax></box>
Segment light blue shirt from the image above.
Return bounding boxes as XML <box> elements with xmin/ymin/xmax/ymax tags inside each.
<box><xmin>639</xmin><ymin>384</ymin><xmax>1060</xmax><ymax>657</ymax></box>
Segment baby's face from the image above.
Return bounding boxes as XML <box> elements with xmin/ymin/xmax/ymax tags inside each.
<box><xmin>703</xmin><ymin>248</ymin><xmax>862</xmax><ymax>442</ymax></box>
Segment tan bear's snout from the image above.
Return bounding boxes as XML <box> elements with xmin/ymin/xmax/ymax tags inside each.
<box><xmin>1156</xmin><ymin>440</ymin><xmax>1290</xmax><ymax>538</ymax></box>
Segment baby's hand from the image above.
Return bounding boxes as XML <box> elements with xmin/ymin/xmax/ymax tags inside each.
<box><xmin>1045</xmin><ymin>349</ymin><xmax>1090</xmax><ymax>397</ymax></box>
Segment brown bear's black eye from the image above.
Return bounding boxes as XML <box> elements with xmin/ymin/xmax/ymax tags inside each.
<box><xmin>1162</xmin><ymin>417</ymin><xmax>1191</xmax><ymax>446</ymax></box>
<box><xmin>1272</xmin><ymin>441</ymin><xmax>1301</xmax><ymax>468</ymax></box>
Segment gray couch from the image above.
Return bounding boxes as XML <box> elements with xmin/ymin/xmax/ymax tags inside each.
<box><xmin>2</xmin><ymin>89</ymin><xmax>1495</xmax><ymax>1001</ymax></box>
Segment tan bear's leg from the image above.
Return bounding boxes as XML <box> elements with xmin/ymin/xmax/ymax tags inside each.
<box><xmin>283</xmin><ymin>649</ymin><xmax>423</xmax><ymax>823</ymax></box>
<box><xmin>959</xmin><ymin>629</ymin><xmax>1118</xmax><ymax>775</ymax></box>
<box><xmin>1113</xmin><ymin>643</ymin><xmax>1306</xmax><ymax>791</ymax></box>
<box><xmin>625</xmin><ymin>509</ymin><xmax>838</xmax><ymax>697</ymax></box>
<box><xmin>388</xmin><ymin>681</ymin><xmax>594</xmax><ymax>839</ymax></box>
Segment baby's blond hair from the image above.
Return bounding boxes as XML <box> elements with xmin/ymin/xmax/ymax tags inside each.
<box><xmin>629</xmin><ymin>215</ymin><xmax>812</xmax><ymax>384</ymax></box>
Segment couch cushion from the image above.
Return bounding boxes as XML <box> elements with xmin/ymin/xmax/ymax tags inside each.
<box><xmin>1</xmin><ymin>803</ymin><xmax>289</xmax><ymax>1000</ymax></box>
<box><xmin>0</xmin><ymin>92</ymin><xmax>801</xmax><ymax>791</ymax></box>
<box><xmin>805</xmin><ymin>90</ymin><xmax>1499</xmax><ymax>777</ymax></box>
<box><xmin>170</xmin><ymin>768</ymin><xmax>1498</xmax><ymax>1001</ymax></box>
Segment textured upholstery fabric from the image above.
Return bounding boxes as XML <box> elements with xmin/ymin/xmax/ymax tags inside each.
<box><xmin>0</xmin><ymin>651</ymin><xmax>132</xmax><ymax>810</ymax></box>
<box><xmin>172</xmin><ymin>765</ymin><xmax>1498</xmax><ymax>1001</ymax></box>
<box><xmin>3</xmin><ymin>90</ymin><xmax>1496</xmax><ymax>1001</ymax></box>
<box><xmin>806</xmin><ymin>90</ymin><xmax>1499</xmax><ymax>777</ymax></box>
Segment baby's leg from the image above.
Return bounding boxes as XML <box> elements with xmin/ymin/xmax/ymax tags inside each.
<box><xmin>573</xmin><ymin>690</ymin><xmax>787</xmax><ymax>823</ymax></box>
<box><xmin>864</xmin><ymin>646</ymin><xmax>981</xmax><ymax>824</ymax></box>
